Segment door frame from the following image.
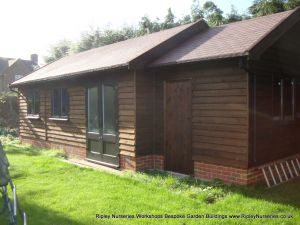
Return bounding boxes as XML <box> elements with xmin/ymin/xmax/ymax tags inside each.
<box><xmin>85</xmin><ymin>80</ymin><xmax>119</xmax><ymax>168</ymax></box>
<box><xmin>163</xmin><ymin>78</ymin><xmax>193</xmax><ymax>174</ymax></box>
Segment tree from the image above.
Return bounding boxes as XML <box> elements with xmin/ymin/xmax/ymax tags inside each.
<box><xmin>74</xmin><ymin>28</ymin><xmax>102</xmax><ymax>53</ymax></box>
<box><xmin>249</xmin><ymin>0</ymin><xmax>285</xmax><ymax>17</ymax></box>
<box><xmin>73</xmin><ymin>26</ymin><xmax>138</xmax><ymax>53</ymax></box>
<box><xmin>202</xmin><ymin>1</ymin><xmax>224</xmax><ymax>26</ymax></box>
<box><xmin>284</xmin><ymin>0</ymin><xmax>300</xmax><ymax>10</ymax></box>
<box><xmin>44</xmin><ymin>39</ymin><xmax>72</xmax><ymax>63</ymax></box>
<box><xmin>138</xmin><ymin>16</ymin><xmax>161</xmax><ymax>35</ymax></box>
<box><xmin>178</xmin><ymin>15</ymin><xmax>192</xmax><ymax>25</ymax></box>
<box><xmin>224</xmin><ymin>5</ymin><xmax>244</xmax><ymax>24</ymax></box>
<box><xmin>191</xmin><ymin>0</ymin><xmax>204</xmax><ymax>21</ymax></box>
<box><xmin>161</xmin><ymin>8</ymin><xmax>177</xmax><ymax>29</ymax></box>
<box><xmin>249</xmin><ymin>0</ymin><xmax>300</xmax><ymax>17</ymax></box>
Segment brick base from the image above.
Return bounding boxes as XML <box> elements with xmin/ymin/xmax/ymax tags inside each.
<box><xmin>120</xmin><ymin>154</ymin><xmax>164</xmax><ymax>171</ymax></box>
<box><xmin>194</xmin><ymin>162</ymin><xmax>263</xmax><ymax>186</ymax></box>
<box><xmin>194</xmin><ymin>153</ymin><xmax>300</xmax><ymax>186</ymax></box>
<box><xmin>20</xmin><ymin>137</ymin><xmax>86</xmax><ymax>159</ymax></box>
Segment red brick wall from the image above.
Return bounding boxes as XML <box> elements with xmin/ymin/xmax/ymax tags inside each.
<box><xmin>120</xmin><ymin>155</ymin><xmax>164</xmax><ymax>171</ymax></box>
<box><xmin>194</xmin><ymin>161</ymin><xmax>263</xmax><ymax>185</ymax></box>
<box><xmin>194</xmin><ymin>153</ymin><xmax>300</xmax><ymax>186</ymax></box>
<box><xmin>20</xmin><ymin>137</ymin><xmax>86</xmax><ymax>159</ymax></box>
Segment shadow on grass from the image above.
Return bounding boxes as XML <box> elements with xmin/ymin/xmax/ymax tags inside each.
<box><xmin>0</xmin><ymin>201</ymin><xmax>103</xmax><ymax>225</ymax></box>
<box><xmin>142</xmin><ymin>169</ymin><xmax>300</xmax><ymax>209</ymax></box>
<box><xmin>4</xmin><ymin>143</ymin><xmax>43</xmax><ymax>156</ymax></box>
<box><xmin>3</xmin><ymin>141</ymin><xmax>65</xmax><ymax>159</ymax></box>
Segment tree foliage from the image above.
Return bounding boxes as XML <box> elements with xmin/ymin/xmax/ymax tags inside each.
<box><xmin>44</xmin><ymin>0</ymin><xmax>300</xmax><ymax>63</ymax></box>
<box><xmin>44</xmin><ymin>40</ymin><xmax>72</xmax><ymax>63</ymax></box>
<box><xmin>284</xmin><ymin>0</ymin><xmax>300</xmax><ymax>9</ymax></box>
<box><xmin>224</xmin><ymin>6</ymin><xmax>248</xmax><ymax>24</ymax></box>
<box><xmin>249</xmin><ymin>0</ymin><xmax>300</xmax><ymax>17</ymax></box>
<box><xmin>191</xmin><ymin>0</ymin><xmax>204</xmax><ymax>21</ymax></box>
<box><xmin>161</xmin><ymin>8</ymin><xmax>178</xmax><ymax>29</ymax></box>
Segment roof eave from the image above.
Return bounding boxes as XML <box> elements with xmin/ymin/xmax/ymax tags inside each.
<box><xmin>9</xmin><ymin>63</ymin><xmax>129</xmax><ymax>88</ymax></box>
<box><xmin>248</xmin><ymin>7</ymin><xmax>300</xmax><ymax>60</ymax></box>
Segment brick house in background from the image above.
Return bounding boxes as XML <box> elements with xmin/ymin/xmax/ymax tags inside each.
<box><xmin>0</xmin><ymin>54</ymin><xmax>39</xmax><ymax>92</ymax></box>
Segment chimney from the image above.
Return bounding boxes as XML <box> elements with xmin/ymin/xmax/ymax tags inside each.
<box><xmin>30</xmin><ymin>54</ymin><xmax>38</xmax><ymax>65</ymax></box>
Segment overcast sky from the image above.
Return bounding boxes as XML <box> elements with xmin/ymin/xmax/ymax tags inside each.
<box><xmin>0</xmin><ymin>0</ymin><xmax>253</xmax><ymax>63</ymax></box>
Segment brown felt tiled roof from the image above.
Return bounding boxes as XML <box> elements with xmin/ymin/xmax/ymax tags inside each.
<box><xmin>151</xmin><ymin>10</ymin><xmax>295</xmax><ymax>66</ymax></box>
<box><xmin>11</xmin><ymin>22</ymin><xmax>199</xmax><ymax>86</ymax></box>
<box><xmin>11</xmin><ymin>8</ymin><xmax>299</xmax><ymax>86</ymax></box>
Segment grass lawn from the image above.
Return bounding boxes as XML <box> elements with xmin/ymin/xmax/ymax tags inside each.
<box><xmin>0</xmin><ymin>137</ymin><xmax>300</xmax><ymax>225</ymax></box>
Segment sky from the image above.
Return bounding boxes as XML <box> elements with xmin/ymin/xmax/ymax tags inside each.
<box><xmin>0</xmin><ymin>0</ymin><xmax>253</xmax><ymax>64</ymax></box>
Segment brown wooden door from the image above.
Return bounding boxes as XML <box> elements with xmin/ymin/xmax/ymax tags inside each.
<box><xmin>165</xmin><ymin>79</ymin><xmax>193</xmax><ymax>174</ymax></box>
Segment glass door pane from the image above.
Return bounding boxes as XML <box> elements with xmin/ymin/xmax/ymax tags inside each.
<box><xmin>103</xmin><ymin>84</ymin><xmax>117</xmax><ymax>136</ymax></box>
<box><xmin>88</xmin><ymin>86</ymin><xmax>100</xmax><ymax>133</ymax></box>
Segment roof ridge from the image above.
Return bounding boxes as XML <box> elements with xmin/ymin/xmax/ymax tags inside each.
<box><xmin>35</xmin><ymin>21</ymin><xmax>200</xmax><ymax>68</ymax></box>
<box><xmin>217</xmin><ymin>8</ymin><xmax>296</xmax><ymax>28</ymax></box>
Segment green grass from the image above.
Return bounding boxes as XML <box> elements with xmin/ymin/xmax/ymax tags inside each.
<box><xmin>0</xmin><ymin>137</ymin><xmax>300</xmax><ymax>225</ymax></box>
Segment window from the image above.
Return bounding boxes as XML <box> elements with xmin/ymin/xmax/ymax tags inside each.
<box><xmin>273</xmin><ymin>78</ymin><xmax>282</xmax><ymax>120</ymax></box>
<box><xmin>283</xmin><ymin>78</ymin><xmax>294</xmax><ymax>120</ymax></box>
<box><xmin>273</xmin><ymin>77</ymin><xmax>294</xmax><ymax>121</ymax></box>
<box><xmin>27</xmin><ymin>90</ymin><xmax>40</xmax><ymax>115</ymax></box>
<box><xmin>51</xmin><ymin>88</ymin><xmax>69</xmax><ymax>118</ymax></box>
<box><xmin>296</xmin><ymin>81</ymin><xmax>300</xmax><ymax>119</ymax></box>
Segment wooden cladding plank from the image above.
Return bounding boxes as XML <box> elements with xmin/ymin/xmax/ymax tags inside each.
<box><xmin>194</xmin><ymin>82</ymin><xmax>247</xmax><ymax>91</ymax></box>
<box><xmin>119</xmin><ymin>122</ymin><xmax>135</xmax><ymax>128</ymax></box>
<box><xmin>47</xmin><ymin>133</ymin><xmax>85</xmax><ymax>143</ymax></box>
<box><xmin>118</xmin><ymin>87</ymin><xmax>134</xmax><ymax>93</ymax></box>
<box><xmin>20</xmin><ymin>133</ymin><xmax>45</xmax><ymax>139</ymax></box>
<box><xmin>192</xmin><ymin>103</ymin><xmax>247</xmax><ymax>111</ymax></box>
<box><xmin>194</xmin><ymin>149</ymin><xmax>248</xmax><ymax>162</ymax></box>
<box><xmin>192</xmin><ymin>117</ymin><xmax>248</xmax><ymax>125</ymax></box>
<box><xmin>119</xmin><ymin>133</ymin><xmax>135</xmax><ymax>140</ymax></box>
<box><xmin>118</xmin><ymin>81</ymin><xmax>134</xmax><ymax>88</ymax></box>
<box><xmin>119</xmin><ymin>116</ymin><xmax>134</xmax><ymax>122</ymax></box>
<box><xmin>119</xmin><ymin>110</ymin><xmax>135</xmax><ymax>116</ymax></box>
<box><xmin>119</xmin><ymin>99</ymin><xmax>134</xmax><ymax>105</ymax></box>
<box><xmin>193</xmin><ymin>96</ymin><xmax>247</xmax><ymax>104</ymax></box>
<box><xmin>20</xmin><ymin>126</ymin><xmax>45</xmax><ymax>133</ymax></box>
<box><xmin>192</xmin><ymin>110</ymin><xmax>247</xmax><ymax>118</ymax></box>
<box><xmin>193</xmin><ymin>74</ymin><xmax>247</xmax><ymax>84</ymax></box>
<box><xmin>47</xmin><ymin>130</ymin><xmax>85</xmax><ymax>138</ymax></box>
<box><xmin>47</xmin><ymin>137</ymin><xmax>86</xmax><ymax>148</ymax></box>
<box><xmin>119</xmin><ymin>144</ymin><xmax>135</xmax><ymax>152</ymax></box>
<box><xmin>20</xmin><ymin>129</ymin><xmax>45</xmax><ymax>137</ymax></box>
<box><xmin>119</xmin><ymin>139</ymin><xmax>135</xmax><ymax>145</ymax></box>
<box><xmin>193</xmin><ymin>89</ymin><xmax>247</xmax><ymax>97</ymax></box>
<box><xmin>70</xmin><ymin>96</ymin><xmax>85</xmax><ymax>101</ymax></box>
<box><xmin>118</xmin><ymin>127</ymin><xmax>135</xmax><ymax>134</ymax></box>
<box><xmin>193</xmin><ymin>123</ymin><xmax>247</xmax><ymax>133</ymax></box>
<box><xmin>47</xmin><ymin>125</ymin><xmax>86</xmax><ymax>133</ymax></box>
<box><xmin>193</xmin><ymin>129</ymin><xmax>248</xmax><ymax>139</ymax></box>
<box><xmin>118</xmin><ymin>93</ymin><xmax>134</xmax><ymax>99</ymax></box>
<box><xmin>119</xmin><ymin>150</ymin><xmax>135</xmax><ymax>157</ymax></box>
<box><xmin>193</xmin><ymin>135</ymin><xmax>248</xmax><ymax>147</ymax></box>
<box><xmin>118</xmin><ymin>105</ymin><xmax>135</xmax><ymax>110</ymax></box>
<box><xmin>193</xmin><ymin>155</ymin><xmax>247</xmax><ymax>168</ymax></box>
<box><xmin>193</xmin><ymin>142</ymin><xmax>247</xmax><ymax>154</ymax></box>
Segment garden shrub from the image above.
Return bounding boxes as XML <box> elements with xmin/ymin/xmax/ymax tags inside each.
<box><xmin>0</xmin><ymin>92</ymin><xmax>19</xmax><ymax>130</ymax></box>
